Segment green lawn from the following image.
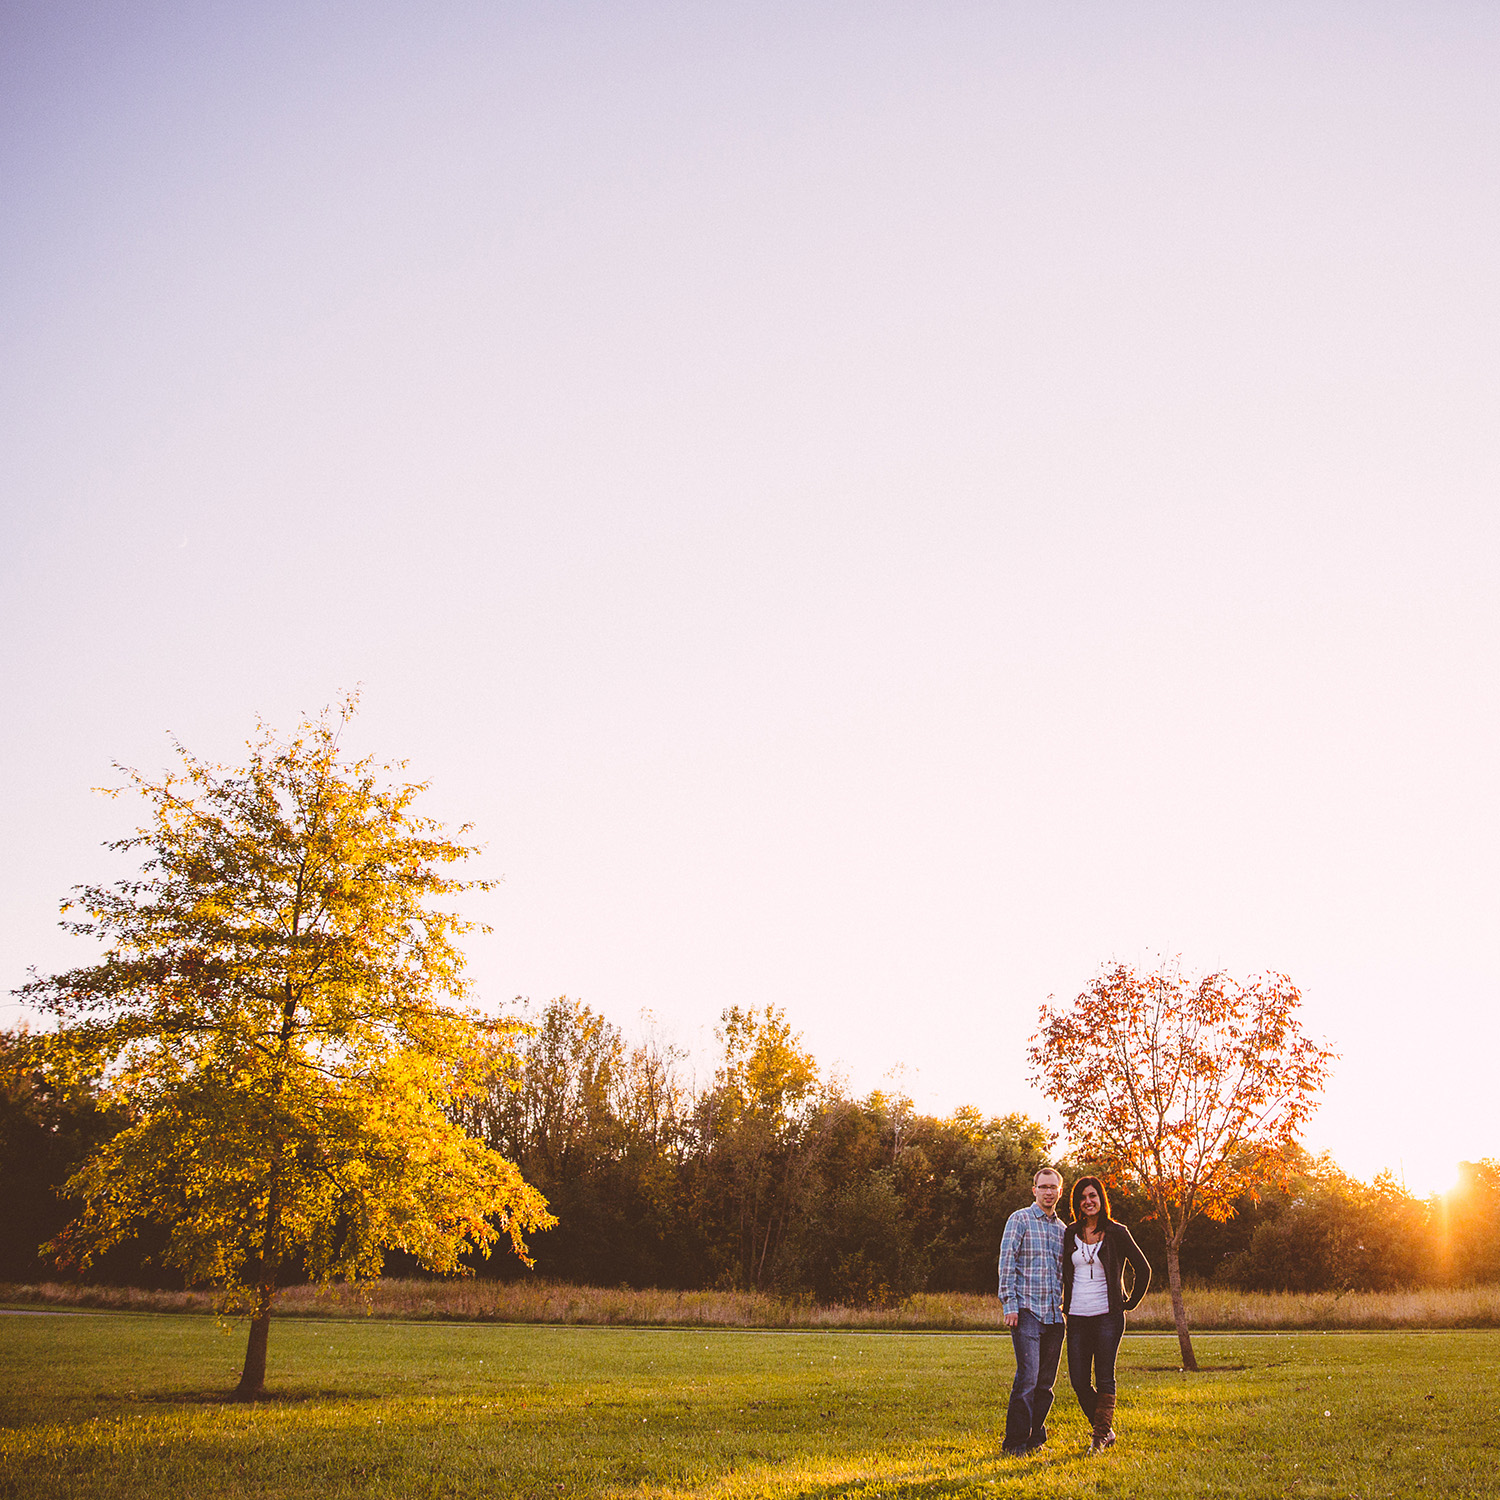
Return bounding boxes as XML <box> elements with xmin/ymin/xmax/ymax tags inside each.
<box><xmin>0</xmin><ymin>1313</ymin><xmax>1493</xmax><ymax>1498</ymax></box>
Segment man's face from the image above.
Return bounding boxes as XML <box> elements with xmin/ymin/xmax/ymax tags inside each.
<box><xmin>1032</xmin><ymin>1172</ymin><xmax>1063</xmax><ymax>1213</ymax></box>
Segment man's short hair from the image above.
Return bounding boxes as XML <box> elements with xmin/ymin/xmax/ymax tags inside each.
<box><xmin>1033</xmin><ymin>1165</ymin><xmax>1063</xmax><ymax>1185</ymax></box>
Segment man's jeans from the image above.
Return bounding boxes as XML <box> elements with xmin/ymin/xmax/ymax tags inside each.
<box><xmin>1004</xmin><ymin>1309</ymin><xmax>1065</xmax><ymax>1451</ymax></box>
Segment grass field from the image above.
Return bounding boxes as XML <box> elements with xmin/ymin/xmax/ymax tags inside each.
<box><xmin>1</xmin><ymin>1313</ymin><xmax>1495</xmax><ymax>1499</ymax></box>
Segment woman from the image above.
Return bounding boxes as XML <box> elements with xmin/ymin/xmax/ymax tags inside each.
<box><xmin>1062</xmin><ymin>1175</ymin><xmax>1152</xmax><ymax>1454</ymax></box>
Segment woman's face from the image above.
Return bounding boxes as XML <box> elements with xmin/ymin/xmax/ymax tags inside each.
<box><xmin>1079</xmin><ymin>1185</ymin><xmax>1102</xmax><ymax>1219</ymax></box>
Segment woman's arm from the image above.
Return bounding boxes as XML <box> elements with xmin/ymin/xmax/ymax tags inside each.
<box><xmin>1114</xmin><ymin>1224</ymin><xmax>1153</xmax><ymax>1311</ymax></box>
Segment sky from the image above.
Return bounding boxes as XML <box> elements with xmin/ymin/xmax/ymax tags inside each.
<box><xmin>3</xmin><ymin>1</ymin><xmax>1496</xmax><ymax>1197</ymax></box>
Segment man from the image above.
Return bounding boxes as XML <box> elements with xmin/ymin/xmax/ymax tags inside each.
<box><xmin>997</xmin><ymin>1165</ymin><xmax>1067</xmax><ymax>1455</ymax></box>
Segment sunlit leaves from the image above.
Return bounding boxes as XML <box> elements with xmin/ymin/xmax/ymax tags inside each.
<box><xmin>20</xmin><ymin>700</ymin><xmax>553</xmax><ymax>1383</ymax></box>
<box><xmin>1029</xmin><ymin>960</ymin><xmax>1335</xmax><ymax>1366</ymax></box>
<box><xmin>707</xmin><ymin>1005</ymin><xmax>824</xmax><ymax>1291</ymax></box>
<box><xmin>1030</xmin><ymin>962</ymin><xmax>1334</xmax><ymax>1234</ymax></box>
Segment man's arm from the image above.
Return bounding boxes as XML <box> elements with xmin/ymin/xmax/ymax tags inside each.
<box><xmin>997</xmin><ymin>1211</ymin><xmax>1024</xmax><ymax>1326</ymax></box>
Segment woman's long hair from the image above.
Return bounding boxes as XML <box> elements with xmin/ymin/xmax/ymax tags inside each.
<box><xmin>1069</xmin><ymin>1175</ymin><xmax>1113</xmax><ymax>1229</ymax></box>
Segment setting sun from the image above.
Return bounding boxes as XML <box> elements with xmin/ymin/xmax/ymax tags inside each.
<box><xmin>1398</xmin><ymin>1153</ymin><xmax>1462</xmax><ymax>1200</ymax></box>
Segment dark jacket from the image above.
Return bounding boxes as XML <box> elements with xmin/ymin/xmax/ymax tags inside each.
<box><xmin>1061</xmin><ymin>1219</ymin><xmax>1152</xmax><ymax>1316</ymax></box>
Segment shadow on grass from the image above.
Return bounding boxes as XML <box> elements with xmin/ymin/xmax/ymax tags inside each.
<box><xmin>139</xmin><ymin>1387</ymin><xmax>379</xmax><ymax>1406</ymax></box>
<box><xmin>1138</xmin><ymin>1364</ymin><xmax>1249</xmax><ymax>1372</ymax></box>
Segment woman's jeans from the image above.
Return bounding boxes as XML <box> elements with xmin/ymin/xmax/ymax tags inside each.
<box><xmin>1004</xmin><ymin>1310</ymin><xmax>1066</xmax><ymax>1450</ymax></box>
<box><xmin>1066</xmin><ymin>1309</ymin><xmax>1125</xmax><ymax>1422</ymax></box>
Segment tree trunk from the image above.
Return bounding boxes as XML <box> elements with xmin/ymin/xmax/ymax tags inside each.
<box><xmin>236</xmin><ymin>1282</ymin><xmax>275</xmax><ymax>1398</ymax></box>
<box><xmin>236</xmin><ymin>1170</ymin><xmax>283</xmax><ymax>1398</ymax></box>
<box><xmin>1165</xmin><ymin>1236</ymin><xmax>1198</xmax><ymax>1371</ymax></box>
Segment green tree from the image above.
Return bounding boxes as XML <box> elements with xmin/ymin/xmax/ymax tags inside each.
<box><xmin>0</xmin><ymin>1027</ymin><xmax>130</xmax><ymax>1283</ymax></box>
<box><xmin>908</xmin><ymin>1108</ymin><xmax>1055</xmax><ymax>1292</ymax></box>
<box><xmin>1216</xmin><ymin>1154</ymin><xmax>1432</xmax><ymax>1292</ymax></box>
<box><xmin>18</xmin><ymin>703</ymin><xmax>553</xmax><ymax>1397</ymax></box>
<box><xmin>455</xmin><ymin>997</ymin><xmax>705</xmax><ymax>1288</ymax></box>
<box><xmin>458</xmin><ymin>996</ymin><xmax>632</xmax><ymax>1284</ymax></box>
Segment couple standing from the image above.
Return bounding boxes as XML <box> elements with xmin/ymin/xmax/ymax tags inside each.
<box><xmin>997</xmin><ymin>1166</ymin><xmax>1152</xmax><ymax>1457</ymax></box>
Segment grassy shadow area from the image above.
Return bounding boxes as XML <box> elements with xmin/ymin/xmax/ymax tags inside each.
<box><xmin>1</xmin><ymin>1314</ymin><xmax>1495</xmax><ymax>1498</ymax></box>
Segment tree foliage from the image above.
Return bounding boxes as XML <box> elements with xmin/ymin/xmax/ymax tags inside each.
<box><xmin>0</xmin><ymin>1027</ymin><xmax>136</xmax><ymax>1283</ymax></box>
<box><xmin>17</xmin><ymin>704</ymin><xmax>552</xmax><ymax>1396</ymax></box>
<box><xmin>453</xmin><ymin>997</ymin><xmax>696</xmax><ymax>1287</ymax></box>
<box><xmin>1215</xmin><ymin>1153</ymin><xmax>1430</xmax><ymax>1292</ymax></box>
<box><xmin>704</xmin><ymin>1005</ymin><xmax>823</xmax><ymax>1291</ymax></box>
<box><xmin>16</xmin><ymin>991</ymin><xmax>1491</xmax><ymax>1307</ymax></box>
<box><xmin>1029</xmin><ymin>959</ymin><xmax>1335</xmax><ymax>1368</ymax></box>
<box><xmin>431</xmin><ymin>996</ymin><xmax>1060</xmax><ymax>1300</ymax></box>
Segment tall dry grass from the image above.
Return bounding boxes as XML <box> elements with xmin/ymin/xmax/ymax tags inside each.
<box><xmin>1128</xmin><ymin>1283</ymin><xmax>1500</xmax><ymax>1330</ymax></box>
<box><xmin>4</xmin><ymin>1278</ymin><xmax>1499</xmax><ymax>1329</ymax></box>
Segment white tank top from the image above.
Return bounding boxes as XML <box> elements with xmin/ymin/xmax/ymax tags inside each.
<box><xmin>1070</xmin><ymin>1238</ymin><xmax>1110</xmax><ymax>1315</ymax></box>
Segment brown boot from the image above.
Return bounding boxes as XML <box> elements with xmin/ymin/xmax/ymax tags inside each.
<box><xmin>1089</xmin><ymin>1393</ymin><xmax>1117</xmax><ymax>1454</ymax></box>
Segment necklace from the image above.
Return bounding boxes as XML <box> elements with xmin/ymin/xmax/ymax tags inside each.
<box><xmin>1080</xmin><ymin>1236</ymin><xmax>1101</xmax><ymax>1279</ymax></box>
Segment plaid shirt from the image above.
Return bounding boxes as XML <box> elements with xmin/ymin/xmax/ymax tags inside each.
<box><xmin>997</xmin><ymin>1203</ymin><xmax>1066</xmax><ymax>1321</ymax></box>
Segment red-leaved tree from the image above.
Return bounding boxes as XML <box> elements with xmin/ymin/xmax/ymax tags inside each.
<box><xmin>1029</xmin><ymin>961</ymin><xmax>1335</xmax><ymax>1370</ymax></box>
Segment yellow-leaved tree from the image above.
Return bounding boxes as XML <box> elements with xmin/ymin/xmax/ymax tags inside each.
<box><xmin>709</xmin><ymin>1005</ymin><xmax>822</xmax><ymax>1292</ymax></box>
<box><xmin>19</xmin><ymin>701</ymin><xmax>553</xmax><ymax>1397</ymax></box>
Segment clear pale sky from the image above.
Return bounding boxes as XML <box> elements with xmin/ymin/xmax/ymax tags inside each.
<box><xmin>3</xmin><ymin>2</ymin><xmax>1496</xmax><ymax>1195</ymax></box>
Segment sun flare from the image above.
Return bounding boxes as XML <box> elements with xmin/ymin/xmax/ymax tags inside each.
<box><xmin>1397</xmin><ymin>1153</ymin><xmax>1461</xmax><ymax>1200</ymax></box>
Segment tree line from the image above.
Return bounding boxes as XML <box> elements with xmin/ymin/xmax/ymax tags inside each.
<box><xmin>6</xmin><ymin>703</ymin><xmax>1495</xmax><ymax>1394</ymax></box>
<box><xmin>5</xmin><ymin>997</ymin><xmax>1495</xmax><ymax>1300</ymax></box>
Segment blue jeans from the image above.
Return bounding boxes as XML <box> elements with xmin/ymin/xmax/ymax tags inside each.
<box><xmin>1066</xmin><ymin>1310</ymin><xmax>1125</xmax><ymax>1423</ymax></box>
<box><xmin>1004</xmin><ymin>1309</ymin><xmax>1065</xmax><ymax>1450</ymax></box>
